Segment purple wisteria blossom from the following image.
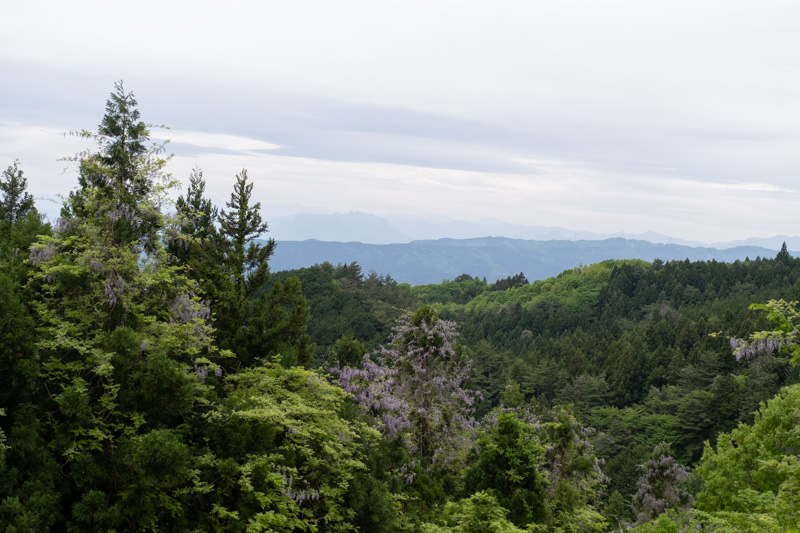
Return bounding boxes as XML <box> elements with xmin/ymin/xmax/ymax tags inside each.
<box><xmin>29</xmin><ymin>241</ymin><xmax>56</xmax><ymax>266</ymax></box>
<box><xmin>630</xmin><ymin>442</ymin><xmax>693</xmax><ymax>525</ymax></box>
<box><xmin>169</xmin><ymin>293</ymin><xmax>211</xmax><ymax>323</ymax></box>
<box><xmin>109</xmin><ymin>203</ymin><xmax>135</xmax><ymax>223</ymax></box>
<box><xmin>104</xmin><ymin>275</ymin><xmax>125</xmax><ymax>308</ymax></box>
<box><xmin>730</xmin><ymin>335</ymin><xmax>790</xmax><ymax>362</ymax></box>
<box><xmin>330</xmin><ymin>307</ymin><xmax>478</xmax><ymax>468</ymax></box>
<box><xmin>53</xmin><ymin>217</ymin><xmax>75</xmax><ymax>234</ymax></box>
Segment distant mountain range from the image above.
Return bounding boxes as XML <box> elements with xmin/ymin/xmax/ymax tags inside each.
<box><xmin>266</xmin><ymin>211</ymin><xmax>800</xmax><ymax>250</ymax></box>
<box><xmin>269</xmin><ymin>236</ymin><xmax>794</xmax><ymax>285</ymax></box>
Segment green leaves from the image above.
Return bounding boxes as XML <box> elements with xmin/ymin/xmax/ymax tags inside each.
<box><xmin>695</xmin><ymin>384</ymin><xmax>800</xmax><ymax>530</ymax></box>
<box><xmin>0</xmin><ymin>160</ymin><xmax>34</xmax><ymax>226</ymax></box>
<box><xmin>203</xmin><ymin>363</ymin><xmax>378</xmax><ymax>531</ymax></box>
<box><xmin>464</xmin><ymin>412</ymin><xmax>546</xmax><ymax>527</ymax></box>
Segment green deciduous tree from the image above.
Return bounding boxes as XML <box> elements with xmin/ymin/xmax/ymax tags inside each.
<box><xmin>428</xmin><ymin>491</ymin><xmax>527</xmax><ymax>533</ymax></box>
<box><xmin>201</xmin><ymin>363</ymin><xmax>379</xmax><ymax>532</ymax></box>
<box><xmin>694</xmin><ymin>384</ymin><xmax>800</xmax><ymax>530</ymax></box>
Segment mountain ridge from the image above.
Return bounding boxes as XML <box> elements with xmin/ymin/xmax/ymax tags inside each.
<box><xmin>266</xmin><ymin>210</ymin><xmax>800</xmax><ymax>249</ymax></box>
<box><xmin>269</xmin><ymin>235</ymin><xmax>793</xmax><ymax>285</ymax></box>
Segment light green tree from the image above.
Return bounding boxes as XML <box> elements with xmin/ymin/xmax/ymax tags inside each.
<box><xmin>694</xmin><ymin>384</ymin><xmax>800</xmax><ymax>530</ymax></box>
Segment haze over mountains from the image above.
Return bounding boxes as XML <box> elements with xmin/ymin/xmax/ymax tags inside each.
<box><xmin>267</xmin><ymin>211</ymin><xmax>800</xmax><ymax>250</ymax></box>
<box><xmin>266</xmin><ymin>212</ymin><xmax>799</xmax><ymax>285</ymax></box>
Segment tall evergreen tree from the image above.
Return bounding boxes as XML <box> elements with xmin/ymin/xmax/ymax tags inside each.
<box><xmin>17</xmin><ymin>83</ymin><xmax>218</xmax><ymax>530</ymax></box>
<box><xmin>168</xmin><ymin>167</ymin><xmax>230</xmax><ymax>308</ymax></box>
<box><xmin>213</xmin><ymin>169</ymin><xmax>312</xmax><ymax>368</ymax></box>
<box><xmin>66</xmin><ymin>80</ymin><xmax>165</xmax><ymax>252</ymax></box>
<box><xmin>219</xmin><ymin>169</ymin><xmax>274</xmax><ymax>301</ymax></box>
<box><xmin>0</xmin><ymin>160</ymin><xmax>34</xmax><ymax>225</ymax></box>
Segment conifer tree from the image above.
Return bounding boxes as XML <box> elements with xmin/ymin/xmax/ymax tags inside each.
<box><xmin>215</xmin><ymin>169</ymin><xmax>312</xmax><ymax>368</ymax></box>
<box><xmin>22</xmin><ymin>83</ymin><xmax>219</xmax><ymax>530</ymax></box>
<box><xmin>464</xmin><ymin>412</ymin><xmax>546</xmax><ymax>527</ymax></box>
<box><xmin>169</xmin><ymin>166</ymin><xmax>230</xmax><ymax>306</ymax></box>
<box><xmin>219</xmin><ymin>169</ymin><xmax>274</xmax><ymax>300</ymax></box>
<box><xmin>66</xmin><ymin>80</ymin><xmax>165</xmax><ymax>252</ymax></box>
<box><xmin>0</xmin><ymin>160</ymin><xmax>34</xmax><ymax>225</ymax></box>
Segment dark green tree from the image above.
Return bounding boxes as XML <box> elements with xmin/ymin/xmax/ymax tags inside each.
<box><xmin>464</xmin><ymin>412</ymin><xmax>546</xmax><ymax>527</ymax></box>
<box><xmin>219</xmin><ymin>168</ymin><xmax>273</xmax><ymax>301</ymax></box>
<box><xmin>330</xmin><ymin>334</ymin><xmax>367</xmax><ymax>368</ymax></box>
<box><xmin>18</xmin><ymin>83</ymin><xmax>217</xmax><ymax>530</ymax></box>
<box><xmin>66</xmin><ymin>80</ymin><xmax>164</xmax><ymax>252</ymax></box>
<box><xmin>0</xmin><ymin>160</ymin><xmax>34</xmax><ymax>225</ymax></box>
<box><xmin>214</xmin><ymin>169</ymin><xmax>313</xmax><ymax>368</ymax></box>
<box><xmin>168</xmin><ymin>166</ymin><xmax>231</xmax><ymax>307</ymax></box>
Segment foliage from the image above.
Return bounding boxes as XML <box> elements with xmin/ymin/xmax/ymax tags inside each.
<box><xmin>630</xmin><ymin>442</ymin><xmax>692</xmax><ymax>525</ymax></box>
<box><xmin>694</xmin><ymin>383</ymin><xmax>800</xmax><ymax>530</ymax></box>
<box><xmin>21</xmin><ymin>83</ymin><xmax>220</xmax><ymax>531</ymax></box>
<box><xmin>588</xmin><ymin>407</ymin><xmax>683</xmax><ymax>498</ymax></box>
<box><xmin>66</xmin><ymin>80</ymin><xmax>166</xmax><ymax>253</ymax></box>
<box><xmin>171</xmin><ymin>168</ymin><xmax>314</xmax><ymax>369</ymax></box>
<box><xmin>0</xmin><ymin>160</ymin><xmax>35</xmax><ymax>225</ymax></box>
<box><xmin>330</xmin><ymin>334</ymin><xmax>368</xmax><ymax>368</ymax></box>
<box><xmin>5</xmin><ymin>82</ymin><xmax>800</xmax><ymax>531</ymax></box>
<box><xmin>219</xmin><ymin>169</ymin><xmax>273</xmax><ymax>301</ymax></box>
<box><xmin>202</xmin><ymin>363</ymin><xmax>379</xmax><ymax>532</ymax></box>
<box><xmin>331</xmin><ymin>306</ymin><xmax>478</xmax><ymax>469</ymax></box>
<box><xmin>271</xmin><ymin>262</ymin><xmax>418</xmax><ymax>364</ymax></box>
<box><xmin>730</xmin><ymin>299</ymin><xmax>800</xmax><ymax>365</ymax></box>
<box><xmin>538</xmin><ymin>407</ymin><xmax>608</xmax><ymax>532</ymax></box>
<box><xmin>168</xmin><ymin>166</ymin><xmax>227</xmax><ymax>301</ymax></box>
<box><xmin>464</xmin><ymin>412</ymin><xmax>546</xmax><ymax>527</ymax></box>
<box><xmin>425</xmin><ymin>491</ymin><xmax>527</xmax><ymax>533</ymax></box>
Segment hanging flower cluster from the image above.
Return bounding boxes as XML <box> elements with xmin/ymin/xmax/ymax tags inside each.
<box><xmin>330</xmin><ymin>309</ymin><xmax>478</xmax><ymax>467</ymax></box>
<box><xmin>169</xmin><ymin>292</ymin><xmax>211</xmax><ymax>323</ymax></box>
<box><xmin>730</xmin><ymin>334</ymin><xmax>792</xmax><ymax>362</ymax></box>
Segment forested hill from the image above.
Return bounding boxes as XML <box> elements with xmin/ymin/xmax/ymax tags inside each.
<box><xmin>272</xmin><ymin>251</ymin><xmax>800</xmax><ymax>526</ymax></box>
<box><xmin>269</xmin><ymin>236</ymin><xmax>787</xmax><ymax>284</ymax></box>
<box><xmin>4</xmin><ymin>84</ymin><xmax>800</xmax><ymax>531</ymax></box>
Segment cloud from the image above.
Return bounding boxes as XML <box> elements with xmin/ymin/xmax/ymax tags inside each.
<box><xmin>151</xmin><ymin>128</ymin><xmax>281</xmax><ymax>153</ymax></box>
<box><xmin>3</xmin><ymin>1</ymin><xmax>800</xmax><ymax>242</ymax></box>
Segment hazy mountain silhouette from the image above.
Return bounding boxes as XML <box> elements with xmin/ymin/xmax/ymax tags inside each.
<box><xmin>269</xmin><ymin>236</ymin><xmax>790</xmax><ymax>285</ymax></box>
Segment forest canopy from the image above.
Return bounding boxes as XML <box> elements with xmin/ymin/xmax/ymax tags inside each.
<box><xmin>1</xmin><ymin>84</ymin><xmax>799</xmax><ymax>532</ymax></box>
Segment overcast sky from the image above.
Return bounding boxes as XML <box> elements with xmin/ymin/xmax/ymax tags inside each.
<box><xmin>2</xmin><ymin>0</ymin><xmax>800</xmax><ymax>242</ymax></box>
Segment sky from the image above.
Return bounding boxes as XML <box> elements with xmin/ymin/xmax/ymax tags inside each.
<box><xmin>2</xmin><ymin>0</ymin><xmax>800</xmax><ymax>243</ymax></box>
